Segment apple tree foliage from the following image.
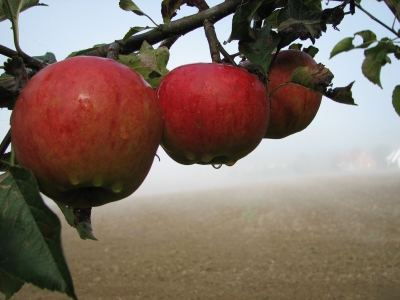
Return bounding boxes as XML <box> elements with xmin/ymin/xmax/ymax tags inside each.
<box><xmin>0</xmin><ymin>0</ymin><xmax>399</xmax><ymax>299</ymax></box>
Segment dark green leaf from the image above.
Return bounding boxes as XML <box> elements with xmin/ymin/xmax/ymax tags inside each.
<box><xmin>123</xmin><ymin>26</ymin><xmax>151</xmax><ymax>41</ymax></box>
<box><xmin>3</xmin><ymin>56</ymin><xmax>23</xmax><ymax>76</ymax></box>
<box><xmin>393</xmin><ymin>85</ymin><xmax>400</xmax><ymax>117</ymax></box>
<box><xmin>278</xmin><ymin>18</ymin><xmax>323</xmax><ymax>44</ymax></box>
<box><xmin>0</xmin><ymin>268</ymin><xmax>24</xmax><ymax>300</ymax></box>
<box><xmin>289</xmin><ymin>43</ymin><xmax>302</xmax><ymax>50</ymax></box>
<box><xmin>303</xmin><ymin>45</ymin><xmax>319</xmax><ymax>58</ymax></box>
<box><xmin>54</xmin><ymin>201</ymin><xmax>97</xmax><ymax>240</ymax></box>
<box><xmin>354</xmin><ymin>30</ymin><xmax>377</xmax><ymax>48</ymax></box>
<box><xmin>118</xmin><ymin>41</ymin><xmax>169</xmax><ymax>89</ymax></box>
<box><xmin>330</xmin><ymin>37</ymin><xmax>355</xmax><ymax>58</ymax></box>
<box><xmin>238</xmin><ymin>23</ymin><xmax>280</xmax><ymax>74</ymax></box>
<box><xmin>32</xmin><ymin>52</ymin><xmax>57</xmax><ymax>64</ymax></box>
<box><xmin>227</xmin><ymin>0</ymin><xmax>265</xmax><ymax>43</ymax></box>
<box><xmin>325</xmin><ymin>81</ymin><xmax>357</xmax><ymax>105</ymax></box>
<box><xmin>362</xmin><ymin>43</ymin><xmax>388</xmax><ymax>88</ymax></box>
<box><xmin>67</xmin><ymin>43</ymin><xmax>107</xmax><ymax>58</ymax></box>
<box><xmin>0</xmin><ymin>167</ymin><xmax>77</xmax><ymax>300</ymax></box>
<box><xmin>263</xmin><ymin>8</ymin><xmax>280</xmax><ymax>28</ymax></box>
<box><xmin>290</xmin><ymin>64</ymin><xmax>333</xmax><ymax>94</ymax></box>
<box><xmin>161</xmin><ymin>0</ymin><xmax>185</xmax><ymax>23</ymax></box>
<box><xmin>0</xmin><ymin>0</ymin><xmax>47</xmax><ymax>22</ymax></box>
<box><xmin>119</xmin><ymin>0</ymin><xmax>144</xmax><ymax>15</ymax></box>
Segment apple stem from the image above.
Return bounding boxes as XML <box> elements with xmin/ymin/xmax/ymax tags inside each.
<box><xmin>203</xmin><ymin>19</ymin><xmax>237</xmax><ymax>65</ymax></box>
<box><xmin>204</xmin><ymin>19</ymin><xmax>221</xmax><ymax>63</ymax></box>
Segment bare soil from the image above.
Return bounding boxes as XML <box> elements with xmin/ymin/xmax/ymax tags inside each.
<box><xmin>8</xmin><ymin>172</ymin><xmax>400</xmax><ymax>300</ymax></box>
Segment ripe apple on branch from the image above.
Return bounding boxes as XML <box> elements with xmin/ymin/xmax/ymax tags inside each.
<box><xmin>0</xmin><ymin>1</ymin><xmax>399</xmax><ymax>299</ymax></box>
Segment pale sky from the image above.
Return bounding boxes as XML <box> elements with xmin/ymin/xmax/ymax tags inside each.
<box><xmin>1</xmin><ymin>1</ymin><xmax>399</xmax><ymax>196</ymax></box>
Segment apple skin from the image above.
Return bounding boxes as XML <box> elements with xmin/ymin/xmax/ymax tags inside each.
<box><xmin>157</xmin><ymin>63</ymin><xmax>270</xmax><ymax>166</ymax></box>
<box><xmin>11</xmin><ymin>56</ymin><xmax>163</xmax><ymax>208</ymax></box>
<box><xmin>264</xmin><ymin>50</ymin><xmax>322</xmax><ymax>139</ymax></box>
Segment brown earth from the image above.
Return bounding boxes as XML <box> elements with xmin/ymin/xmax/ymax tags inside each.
<box><xmin>8</xmin><ymin>172</ymin><xmax>400</xmax><ymax>300</ymax></box>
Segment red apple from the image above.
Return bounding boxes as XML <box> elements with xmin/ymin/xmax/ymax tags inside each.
<box><xmin>11</xmin><ymin>56</ymin><xmax>163</xmax><ymax>208</ymax></box>
<box><xmin>157</xmin><ymin>63</ymin><xmax>270</xmax><ymax>166</ymax></box>
<box><xmin>265</xmin><ymin>50</ymin><xmax>322</xmax><ymax>139</ymax></box>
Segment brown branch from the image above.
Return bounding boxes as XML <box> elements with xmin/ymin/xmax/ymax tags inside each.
<box><xmin>107</xmin><ymin>42</ymin><xmax>121</xmax><ymax>60</ymax></box>
<box><xmin>204</xmin><ymin>19</ymin><xmax>221</xmax><ymax>63</ymax></box>
<box><xmin>0</xmin><ymin>44</ymin><xmax>46</xmax><ymax>70</ymax></box>
<box><xmin>83</xmin><ymin>0</ymin><xmax>244</xmax><ymax>57</ymax></box>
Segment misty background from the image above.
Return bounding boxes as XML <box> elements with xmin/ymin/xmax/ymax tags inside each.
<box><xmin>1</xmin><ymin>1</ymin><xmax>399</xmax><ymax>197</ymax></box>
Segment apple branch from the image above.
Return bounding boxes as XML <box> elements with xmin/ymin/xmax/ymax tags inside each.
<box><xmin>83</xmin><ymin>0</ymin><xmax>244</xmax><ymax>57</ymax></box>
<box><xmin>204</xmin><ymin>19</ymin><xmax>221</xmax><ymax>63</ymax></box>
<box><xmin>107</xmin><ymin>42</ymin><xmax>122</xmax><ymax>60</ymax></box>
<box><xmin>0</xmin><ymin>44</ymin><xmax>46</xmax><ymax>70</ymax></box>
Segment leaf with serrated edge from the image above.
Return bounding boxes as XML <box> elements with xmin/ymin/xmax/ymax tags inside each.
<box><xmin>119</xmin><ymin>0</ymin><xmax>144</xmax><ymax>15</ymax></box>
<box><xmin>354</xmin><ymin>30</ymin><xmax>377</xmax><ymax>48</ymax></box>
<box><xmin>0</xmin><ymin>167</ymin><xmax>77</xmax><ymax>300</ymax></box>
<box><xmin>239</xmin><ymin>23</ymin><xmax>280</xmax><ymax>74</ymax></box>
<box><xmin>118</xmin><ymin>41</ymin><xmax>169</xmax><ymax>89</ymax></box>
<box><xmin>330</xmin><ymin>37</ymin><xmax>354</xmax><ymax>58</ymax></box>
<box><xmin>161</xmin><ymin>0</ymin><xmax>185</xmax><ymax>23</ymax></box>
<box><xmin>54</xmin><ymin>200</ymin><xmax>97</xmax><ymax>241</ymax></box>
<box><xmin>227</xmin><ymin>0</ymin><xmax>265</xmax><ymax>43</ymax></box>
<box><xmin>326</xmin><ymin>81</ymin><xmax>357</xmax><ymax>105</ymax></box>
<box><xmin>362</xmin><ymin>44</ymin><xmax>387</xmax><ymax>88</ymax></box>
<box><xmin>290</xmin><ymin>64</ymin><xmax>333</xmax><ymax>94</ymax></box>
<box><xmin>393</xmin><ymin>85</ymin><xmax>400</xmax><ymax>117</ymax></box>
<box><xmin>0</xmin><ymin>0</ymin><xmax>47</xmax><ymax>22</ymax></box>
<box><xmin>0</xmin><ymin>268</ymin><xmax>24</xmax><ymax>300</ymax></box>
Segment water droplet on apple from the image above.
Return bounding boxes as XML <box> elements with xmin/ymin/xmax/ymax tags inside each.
<box><xmin>92</xmin><ymin>176</ymin><xmax>103</xmax><ymax>187</ymax></box>
<box><xmin>225</xmin><ymin>161</ymin><xmax>236</xmax><ymax>166</ymax></box>
<box><xmin>112</xmin><ymin>182</ymin><xmax>123</xmax><ymax>193</ymax></box>
<box><xmin>202</xmin><ymin>154</ymin><xmax>213</xmax><ymax>163</ymax></box>
<box><xmin>212</xmin><ymin>164</ymin><xmax>222</xmax><ymax>169</ymax></box>
<box><xmin>186</xmin><ymin>152</ymin><xmax>196</xmax><ymax>161</ymax></box>
<box><xmin>69</xmin><ymin>176</ymin><xmax>80</xmax><ymax>186</ymax></box>
<box><xmin>119</xmin><ymin>126</ymin><xmax>129</xmax><ymax>140</ymax></box>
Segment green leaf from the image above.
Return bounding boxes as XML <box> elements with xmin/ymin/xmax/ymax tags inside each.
<box><xmin>123</xmin><ymin>26</ymin><xmax>151</xmax><ymax>41</ymax></box>
<box><xmin>362</xmin><ymin>43</ymin><xmax>388</xmax><ymax>88</ymax></box>
<box><xmin>3</xmin><ymin>55</ymin><xmax>23</xmax><ymax>76</ymax></box>
<box><xmin>0</xmin><ymin>167</ymin><xmax>77</xmax><ymax>300</ymax></box>
<box><xmin>238</xmin><ymin>23</ymin><xmax>280</xmax><ymax>74</ymax></box>
<box><xmin>354</xmin><ymin>30</ymin><xmax>377</xmax><ymax>48</ymax></box>
<box><xmin>393</xmin><ymin>85</ymin><xmax>400</xmax><ymax>117</ymax></box>
<box><xmin>303</xmin><ymin>45</ymin><xmax>319</xmax><ymax>58</ymax></box>
<box><xmin>118</xmin><ymin>41</ymin><xmax>169</xmax><ymax>89</ymax></box>
<box><xmin>0</xmin><ymin>268</ymin><xmax>24</xmax><ymax>300</ymax></box>
<box><xmin>67</xmin><ymin>43</ymin><xmax>107</xmax><ymax>58</ymax></box>
<box><xmin>119</xmin><ymin>0</ymin><xmax>157</xmax><ymax>26</ymax></box>
<box><xmin>0</xmin><ymin>0</ymin><xmax>47</xmax><ymax>22</ymax></box>
<box><xmin>227</xmin><ymin>0</ymin><xmax>265</xmax><ymax>43</ymax></box>
<box><xmin>119</xmin><ymin>0</ymin><xmax>145</xmax><ymax>16</ymax></box>
<box><xmin>330</xmin><ymin>37</ymin><xmax>355</xmax><ymax>58</ymax></box>
<box><xmin>278</xmin><ymin>17</ymin><xmax>324</xmax><ymax>44</ymax></box>
<box><xmin>161</xmin><ymin>0</ymin><xmax>185</xmax><ymax>23</ymax></box>
<box><xmin>54</xmin><ymin>201</ymin><xmax>97</xmax><ymax>241</ymax></box>
<box><xmin>290</xmin><ymin>64</ymin><xmax>332</xmax><ymax>94</ymax></box>
<box><xmin>325</xmin><ymin>81</ymin><xmax>357</xmax><ymax>105</ymax></box>
<box><xmin>32</xmin><ymin>52</ymin><xmax>57</xmax><ymax>64</ymax></box>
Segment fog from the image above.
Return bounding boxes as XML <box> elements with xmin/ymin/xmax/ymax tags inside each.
<box><xmin>1</xmin><ymin>1</ymin><xmax>399</xmax><ymax>197</ymax></box>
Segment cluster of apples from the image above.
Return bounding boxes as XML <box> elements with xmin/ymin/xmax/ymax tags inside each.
<box><xmin>10</xmin><ymin>50</ymin><xmax>321</xmax><ymax>208</ymax></box>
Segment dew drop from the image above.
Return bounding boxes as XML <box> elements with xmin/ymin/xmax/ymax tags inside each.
<box><xmin>212</xmin><ymin>164</ymin><xmax>222</xmax><ymax>169</ymax></box>
<box><xmin>202</xmin><ymin>154</ymin><xmax>213</xmax><ymax>163</ymax></box>
<box><xmin>69</xmin><ymin>176</ymin><xmax>80</xmax><ymax>186</ymax></box>
<box><xmin>92</xmin><ymin>176</ymin><xmax>103</xmax><ymax>187</ymax></box>
<box><xmin>225</xmin><ymin>161</ymin><xmax>236</xmax><ymax>166</ymax></box>
<box><xmin>112</xmin><ymin>182</ymin><xmax>123</xmax><ymax>193</ymax></box>
<box><xmin>186</xmin><ymin>152</ymin><xmax>196</xmax><ymax>161</ymax></box>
